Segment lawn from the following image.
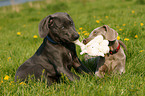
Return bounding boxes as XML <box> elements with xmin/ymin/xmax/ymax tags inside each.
<box><xmin>0</xmin><ymin>0</ymin><xmax>145</xmax><ymax>95</ymax></box>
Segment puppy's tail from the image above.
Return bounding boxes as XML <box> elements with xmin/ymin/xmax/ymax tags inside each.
<box><xmin>118</xmin><ymin>40</ymin><xmax>127</xmax><ymax>52</ymax></box>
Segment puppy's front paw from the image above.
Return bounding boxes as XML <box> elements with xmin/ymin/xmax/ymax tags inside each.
<box><xmin>95</xmin><ymin>71</ymin><xmax>104</xmax><ymax>78</ymax></box>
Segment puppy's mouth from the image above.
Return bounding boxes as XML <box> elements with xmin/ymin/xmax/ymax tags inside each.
<box><xmin>63</xmin><ymin>34</ymin><xmax>80</xmax><ymax>43</ymax></box>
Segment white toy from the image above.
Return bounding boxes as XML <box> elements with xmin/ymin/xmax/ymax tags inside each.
<box><xmin>74</xmin><ymin>35</ymin><xmax>110</xmax><ymax>57</ymax></box>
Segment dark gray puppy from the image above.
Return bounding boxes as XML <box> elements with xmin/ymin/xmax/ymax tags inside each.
<box><xmin>15</xmin><ymin>12</ymin><xmax>92</xmax><ymax>85</ymax></box>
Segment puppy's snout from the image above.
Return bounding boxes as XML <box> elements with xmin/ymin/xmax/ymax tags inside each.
<box><xmin>73</xmin><ymin>34</ymin><xmax>80</xmax><ymax>40</ymax></box>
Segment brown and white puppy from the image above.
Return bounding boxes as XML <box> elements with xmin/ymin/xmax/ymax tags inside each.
<box><xmin>83</xmin><ymin>25</ymin><xmax>127</xmax><ymax>78</ymax></box>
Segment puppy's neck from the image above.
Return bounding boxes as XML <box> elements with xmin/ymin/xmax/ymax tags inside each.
<box><xmin>109</xmin><ymin>40</ymin><xmax>119</xmax><ymax>50</ymax></box>
<box><xmin>49</xmin><ymin>33</ymin><xmax>60</xmax><ymax>43</ymax></box>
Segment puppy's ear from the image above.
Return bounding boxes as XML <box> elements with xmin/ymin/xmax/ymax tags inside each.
<box><xmin>66</xmin><ymin>13</ymin><xmax>73</xmax><ymax>22</ymax></box>
<box><xmin>103</xmin><ymin>25</ymin><xmax>118</xmax><ymax>41</ymax></box>
<box><xmin>38</xmin><ymin>15</ymin><xmax>53</xmax><ymax>38</ymax></box>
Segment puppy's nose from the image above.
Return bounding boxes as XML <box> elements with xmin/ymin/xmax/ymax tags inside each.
<box><xmin>83</xmin><ymin>39</ymin><xmax>87</xmax><ymax>44</ymax></box>
<box><xmin>74</xmin><ymin>34</ymin><xmax>79</xmax><ymax>40</ymax></box>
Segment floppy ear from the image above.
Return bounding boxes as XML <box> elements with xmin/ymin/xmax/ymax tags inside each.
<box><xmin>103</xmin><ymin>25</ymin><xmax>118</xmax><ymax>41</ymax></box>
<box><xmin>38</xmin><ymin>15</ymin><xmax>53</xmax><ymax>38</ymax></box>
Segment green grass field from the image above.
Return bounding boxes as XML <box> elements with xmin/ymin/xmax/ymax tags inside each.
<box><xmin>0</xmin><ymin>0</ymin><xmax>145</xmax><ymax>95</ymax></box>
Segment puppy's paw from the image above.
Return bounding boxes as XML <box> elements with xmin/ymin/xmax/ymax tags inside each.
<box><xmin>95</xmin><ymin>71</ymin><xmax>104</xmax><ymax>78</ymax></box>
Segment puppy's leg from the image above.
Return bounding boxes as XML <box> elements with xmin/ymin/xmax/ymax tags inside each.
<box><xmin>96</xmin><ymin>57</ymin><xmax>105</xmax><ymax>72</ymax></box>
<box><xmin>95</xmin><ymin>64</ymin><xmax>108</xmax><ymax>78</ymax></box>
<box><xmin>15</xmin><ymin>64</ymin><xmax>54</xmax><ymax>85</ymax></box>
<box><xmin>58</xmin><ymin>67</ymin><xmax>80</xmax><ymax>81</ymax></box>
<box><xmin>95</xmin><ymin>71</ymin><xmax>104</xmax><ymax>78</ymax></box>
<box><xmin>113</xmin><ymin>60</ymin><xmax>125</xmax><ymax>75</ymax></box>
<box><xmin>31</xmin><ymin>65</ymin><xmax>60</xmax><ymax>85</ymax></box>
<box><xmin>45</xmin><ymin>76</ymin><xmax>60</xmax><ymax>86</ymax></box>
<box><xmin>73</xmin><ymin>57</ymin><xmax>93</xmax><ymax>75</ymax></box>
<box><xmin>15</xmin><ymin>63</ymin><xmax>32</xmax><ymax>82</ymax></box>
<box><xmin>15</xmin><ymin>64</ymin><xmax>42</xmax><ymax>82</ymax></box>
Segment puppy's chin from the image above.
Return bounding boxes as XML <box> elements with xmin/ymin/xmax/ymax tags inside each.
<box><xmin>60</xmin><ymin>37</ymin><xmax>79</xmax><ymax>44</ymax></box>
<box><xmin>63</xmin><ymin>37</ymin><xmax>77</xmax><ymax>43</ymax></box>
<box><xmin>60</xmin><ymin>38</ymin><xmax>72</xmax><ymax>43</ymax></box>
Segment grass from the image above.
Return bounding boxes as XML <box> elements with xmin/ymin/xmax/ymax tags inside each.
<box><xmin>0</xmin><ymin>0</ymin><xmax>145</xmax><ymax>95</ymax></box>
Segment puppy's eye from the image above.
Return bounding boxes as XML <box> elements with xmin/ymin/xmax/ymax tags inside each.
<box><xmin>69</xmin><ymin>21</ymin><xmax>73</xmax><ymax>25</ymax></box>
<box><xmin>94</xmin><ymin>32</ymin><xmax>97</xmax><ymax>34</ymax></box>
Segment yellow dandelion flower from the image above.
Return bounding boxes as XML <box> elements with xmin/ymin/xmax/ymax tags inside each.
<box><xmin>116</xmin><ymin>26</ymin><xmax>119</xmax><ymax>28</ymax></box>
<box><xmin>124</xmin><ymin>38</ymin><xmax>129</xmax><ymax>41</ymax></box>
<box><xmin>82</xmin><ymin>31</ymin><xmax>87</xmax><ymax>33</ymax></box>
<box><xmin>84</xmin><ymin>33</ymin><xmax>89</xmax><ymax>36</ymax></box>
<box><xmin>1</xmin><ymin>80</ymin><xmax>3</xmax><ymax>83</ymax></box>
<box><xmin>33</xmin><ymin>35</ymin><xmax>38</xmax><ymax>38</ymax></box>
<box><xmin>7</xmin><ymin>57</ymin><xmax>11</xmax><ymax>61</ymax></box>
<box><xmin>140</xmin><ymin>23</ymin><xmax>144</xmax><ymax>26</ymax></box>
<box><xmin>17</xmin><ymin>32</ymin><xmax>21</xmax><ymax>35</ymax></box>
<box><xmin>135</xmin><ymin>35</ymin><xmax>138</xmax><ymax>38</ymax></box>
<box><xmin>78</xmin><ymin>32</ymin><xmax>80</xmax><ymax>35</ymax></box>
<box><xmin>19</xmin><ymin>82</ymin><xmax>26</xmax><ymax>85</ymax></box>
<box><xmin>96</xmin><ymin>20</ymin><xmax>100</xmax><ymax>23</ymax></box>
<box><xmin>117</xmin><ymin>36</ymin><xmax>120</xmax><ymax>40</ymax></box>
<box><xmin>4</xmin><ymin>75</ymin><xmax>10</xmax><ymax>80</ymax></box>
<box><xmin>105</xmin><ymin>16</ymin><xmax>108</xmax><ymax>19</ymax></box>
<box><xmin>139</xmin><ymin>50</ymin><xmax>144</xmax><ymax>52</ymax></box>
<box><xmin>119</xmin><ymin>29</ymin><xmax>123</xmax><ymax>31</ymax></box>
<box><xmin>132</xmin><ymin>10</ymin><xmax>135</xmax><ymax>14</ymax></box>
<box><xmin>123</xmin><ymin>24</ymin><xmax>126</xmax><ymax>26</ymax></box>
<box><xmin>79</xmin><ymin>27</ymin><xmax>83</xmax><ymax>30</ymax></box>
<box><xmin>93</xmin><ymin>16</ymin><xmax>96</xmax><ymax>18</ymax></box>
